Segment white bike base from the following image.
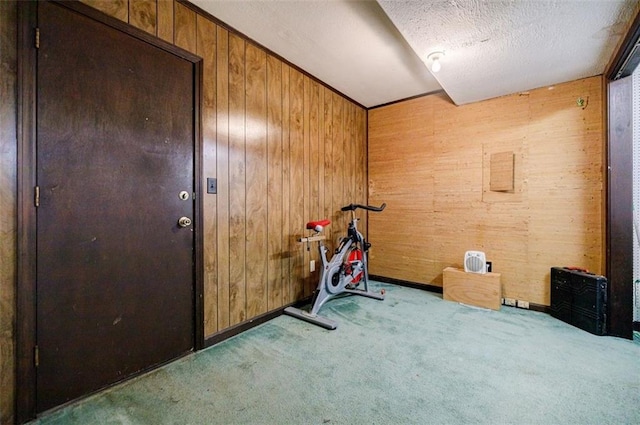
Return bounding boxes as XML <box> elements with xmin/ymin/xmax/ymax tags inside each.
<box><xmin>284</xmin><ymin>307</ymin><xmax>338</xmax><ymax>330</ymax></box>
<box><xmin>284</xmin><ymin>289</ymin><xmax>385</xmax><ymax>330</ymax></box>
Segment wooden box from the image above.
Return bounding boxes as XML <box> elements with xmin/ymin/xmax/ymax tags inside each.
<box><xmin>443</xmin><ymin>267</ymin><xmax>502</xmax><ymax>310</ymax></box>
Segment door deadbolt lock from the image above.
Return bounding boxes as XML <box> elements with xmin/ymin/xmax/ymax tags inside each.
<box><xmin>179</xmin><ymin>191</ymin><xmax>190</xmax><ymax>200</ymax></box>
<box><xmin>178</xmin><ymin>217</ymin><xmax>192</xmax><ymax>228</ymax></box>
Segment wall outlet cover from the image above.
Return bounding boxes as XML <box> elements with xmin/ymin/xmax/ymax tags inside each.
<box><xmin>503</xmin><ymin>298</ymin><xmax>517</xmax><ymax>307</ymax></box>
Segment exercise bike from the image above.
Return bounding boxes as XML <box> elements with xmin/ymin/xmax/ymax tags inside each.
<box><xmin>284</xmin><ymin>202</ymin><xmax>386</xmax><ymax>330</ymax></box>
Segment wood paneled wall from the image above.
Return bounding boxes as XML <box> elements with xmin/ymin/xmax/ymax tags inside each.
<box><xmin>0</xmin><ymin>0</ymin><xmax>366</xmax><ymax>421</ymax></box>
<box><xmin>75</xmin><ymin>0</ymin><xmax>367</xmax><ymax>334</ymax></box>
<box><xmin>368</xmin><ymin>76</ymin><xmax>605</xmax><ymax>306</ymax></box>
<box><xmin>0</xmin><ymin>3</ymin><xmax>17</xmax><ymax>424</ymax></box>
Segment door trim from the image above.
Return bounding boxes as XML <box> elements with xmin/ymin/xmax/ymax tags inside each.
<box><xmin>17</xmin><ymin>1</ymin><xmax>204</xmax><ymax>421</ymax></box>
<box><xmin>606</xmin><ymin>76</ymin><xmax>634</xmax><ymax>339</ymax></box>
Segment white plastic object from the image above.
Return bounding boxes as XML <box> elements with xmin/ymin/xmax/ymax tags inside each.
<box><xmin>464</xmin><ymin>251</ymin><xmax>487</xmax><ymax>274</ymax></box>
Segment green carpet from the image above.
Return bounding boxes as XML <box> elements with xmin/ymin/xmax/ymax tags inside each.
<box><xmin>30</xmin><ymin>282</ymin><xmax>640</xmax><ymax>424</ymax></box>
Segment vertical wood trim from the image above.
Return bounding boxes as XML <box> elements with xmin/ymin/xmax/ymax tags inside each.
<box><xmin>318</xmin><ymin>85</ymin><xmax>325</xmax><ymax>220</ymax></box>
<box><xmin>266</xmin><ymin>55</ymin><xmax>283</xmax><ymax>310</ymax></box>
<box><xmin>1</xmin><ymin>2</ymin><xmax>17</xmax><ymax>423</ymax></box>
<box><xmin>289</xmin><ymin>69</ymin><xmax>305</xmax><ymax>302</ymax></box>
<box><xmin>129</xmin><ymin>0</ymin><xmax>156</xmax><ymax>35</ymax></box>
<box><xmin>16</xmin><ymin>2</ymin><xmax>37</xmax><ymax>421</ymax></box>
<box><xmin>332</xmin><ymin>94</ymin><xmax>344</xmax><ymax>232</ymax></box>
<box><xmin>356</xmin><ymin>107</ymin><xmax>367</xmax><ymax>236</ymax></box>
<box><xmin>308</xmin><ymin>79</ymin><xmax>321</xmax><ymax>290</ymax></box>
<box><xmin>281</xmin><ymin>64</ymin><xmax>291</xmax><ymax>303</ymax></box>
<box><xmin>307</xmin><ymin>79</ymin><xmax>318</xmax><ymax>221</ymax></box>
<box><xmin>228</xmin><ymin>33</ymin><xmax>246</xmax><ymax>325</ymax></box>
<box><xmin>607</xmin><ymin>76</ymin><xmax>634</xmax><ymax>339</ymax></box>
<box><xmin>174</xmin><ymin>1</ymin><xmax>196</xmax><ymax>54</ymax></box>
<box><xmin>193</xmin><ymin>52</ymin><xmax>205</xmax><ymax>352</ymax></box>
<box><xmin>346</xmin><ymin>102</ymin><xmax>355</xmax><ymax>206</ymax></box>
<box><xmin>215</xmin><ymin>26</ymin><xmax>230</xmax><ymax>331</ymax></box>
<box><xmin>302</xmin><ymin>76</ymin><xmax>311</xmax><ymax>296</ymax></box>
<box><xmin>156</xmin><ymin>0</ymin><xmax>174</xmax><ymax>43</ymax></box>
<box><xmin>245</xmin><ymin>43</ymin><xmax>268</xmax><ymax>317</ymax></box>
<box><xmin>197</xmin><ymin>15</ymin><xmax>217</xmax><ymax>337</ymax></box>
<box><xmin>601</xmin><ymin>76</ymin><xmax>608</xmax><ymax>279</ymax></box>
<box><xmin>323</xmin><ymin>87</ymin><xmax>334</xmax><ymax>250</ymax></box>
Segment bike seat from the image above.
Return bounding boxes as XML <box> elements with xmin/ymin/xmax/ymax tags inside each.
<box><xmin>306</xmin><ymin>219</ymin><xmax>331</xmax><ymax>231</ymax></box>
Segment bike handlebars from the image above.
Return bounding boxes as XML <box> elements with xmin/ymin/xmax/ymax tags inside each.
<box><xmin>340</xmin><ymin>203</ymin><xmax>386</xmax><ymax>212</ymax></box>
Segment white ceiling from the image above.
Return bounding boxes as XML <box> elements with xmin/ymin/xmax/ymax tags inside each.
<box><xmin>190</xmin><ymin>0</ymin><xmax>637</xmax><ymax>108</ymax></box>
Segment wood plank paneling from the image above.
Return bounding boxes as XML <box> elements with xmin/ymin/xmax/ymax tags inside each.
<box><xmin>245</xmin><ymin>42</ymin><xmax>268</xmax><ymax>317</ymax></box>
<box><xmin>215</xmin><ymin>26</ymin><xmax>230</xmax><ymax>331</ymax></box>
<box><xmin>356</xmin><ymin>107</ymin><xmax>367</xmax><ymax>238</ymax></box>
<box><xmin>308</xmin><ymin>79</ymin><xmax>321</xmax><ymax>294</ymax></box>
<box><xmin>197</xmin><ymin>14</ymin><xmax>217</xmax><ymax>336</ymax></box>
<box><xmin>332</xmin><ymin>94</ymin><xmax>345</xmax><ymax>233</ymax></box>
<box><xmin>79</xmin><ymin>0</ymin><xmax>128</xmax><ymax>21</ymax></box>
<box><xmin>281</xmin><ymin>64</ymin><xmax>292</xmax><ymax>304</ymax></box>
<box><xmin>174</xmin><ymin>1</ymin><xmax>196</xmax><ymax>54</ymax></box>
<box><xmin>129</xmin><ymin>0</ymin><xmax>156</xmax><ymax>35</ymax></box>
<box><xmin>302</xmin><ymin>77</ymin><xmax>311</xmax><ymax>296</ymax></box>
<box><xmin>0</xmin><ymin>3</ymin><xmax>17</xmax><ymax>423</ymax></box>
<box><xmin>318</xmin><ymin>87</ymin><xmax>326</xmax><ymax>219</ymax></box>
<box><xmin>368</xmin><ymin>77</ymin><xmax>605</xmax><ymax>306</ymax></box>
<box><xmin>289</xmin><ymin>69</ymin><xmax>305</xmax><ymax>303</ymax></box>
<box><xmin>346</xmin><ymin>103</ymin><xmax>355</xmax><ymax>208</ymax></box>
<box><xmin>323</xmin><ymin>88</ymin><xmax>335</xmax><ymax>251</ymax></box>
<box><xmin>157</xmin><ymin>0</ymin><xmax>174</xmax><ymax>43</ymax></box>
<box><xmin>228</xmin><ymin>33</ymin><xmax>246</xmax><ymax>325</ymax></box>
<box><xmin>266</xmin><ymin>54</ymin><xmax>283</xmax><ymax>311</ymax></box>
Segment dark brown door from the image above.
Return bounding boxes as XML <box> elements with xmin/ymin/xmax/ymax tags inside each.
<box><xmin>36</xmin><ymin>2</ymin><xmax>196</xmax><ymax>411</ymax></box>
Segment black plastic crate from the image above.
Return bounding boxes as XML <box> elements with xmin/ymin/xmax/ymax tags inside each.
<box><xmin>550</xmin><ymin>267</ymin><xmax>607</xmax><ymax>336</ymax></box>
<box><xmin>550</xmin><ymin>267</ymin><xmax>572</xmax><ymax>324</ymax></box>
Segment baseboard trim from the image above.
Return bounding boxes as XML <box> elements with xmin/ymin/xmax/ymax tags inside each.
<box><xmin>370</xmin><ymin>275</ymin><xmax>552</xmax><ymax>314</ymax></box>
<box><xmin>203</xmin><ymin>275</ymin><xmax>563</xmax><ymax>348</ymax></box>
<box><xmin>370</xmin><ymin>275</ymin><xmax>443</xmax><ymax>294</ymax></box>
<box><xmin>203</xmin><ymin>297</ymin><xmax>312</xmax><ymax>348</ymax></box>
<box><xmin>204</xmin><ymin>276</ymin><xmax>444</xmax><ymax>349</ymax></box>
<box><xmin>528</xmin><ymin>303</ymin><xmax>550</xmax><ymax>313</ymax></box>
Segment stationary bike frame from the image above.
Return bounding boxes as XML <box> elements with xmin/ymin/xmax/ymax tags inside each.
<box><xmin>284</xmin><ymin>202</ymin><xmax>386</xmax><ymax>330</ymax></box>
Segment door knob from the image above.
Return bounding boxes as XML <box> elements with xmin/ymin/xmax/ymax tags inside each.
<box><xmin>178</xmin><ymin>217</ymin><xmax>192</xmax><ymax>228</ymax></box>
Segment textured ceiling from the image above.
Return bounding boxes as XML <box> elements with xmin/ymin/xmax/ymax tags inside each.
<box><xmin>378</xmin><ymin>0</ymin><xmax>637</xmax><ymax>105</ymax></box>
<box><xmin>191</xmin><ymin>0</ymin><xmax>636</xmax><ymax>108</ymax></box>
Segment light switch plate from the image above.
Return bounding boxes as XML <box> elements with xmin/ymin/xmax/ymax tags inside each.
<box><xmin>207</xmin><ymin>178</ymin><xmax>217</xmax><ymax>194</ymax></box>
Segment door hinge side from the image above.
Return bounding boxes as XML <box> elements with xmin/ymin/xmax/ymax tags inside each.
<box><xmin>35</xmin><ymin>186</ymin><xmax>40</xmax><ymax>207</ymax></box>
<box><xmin>35</xmin><ymin>27</ymin><xmax>40</xmax><ymax>49</ymax></box>
<box><xmin>34</xmin><ymin>345</ymin><xmax>39</xmax><ymax>367</ymax></box>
